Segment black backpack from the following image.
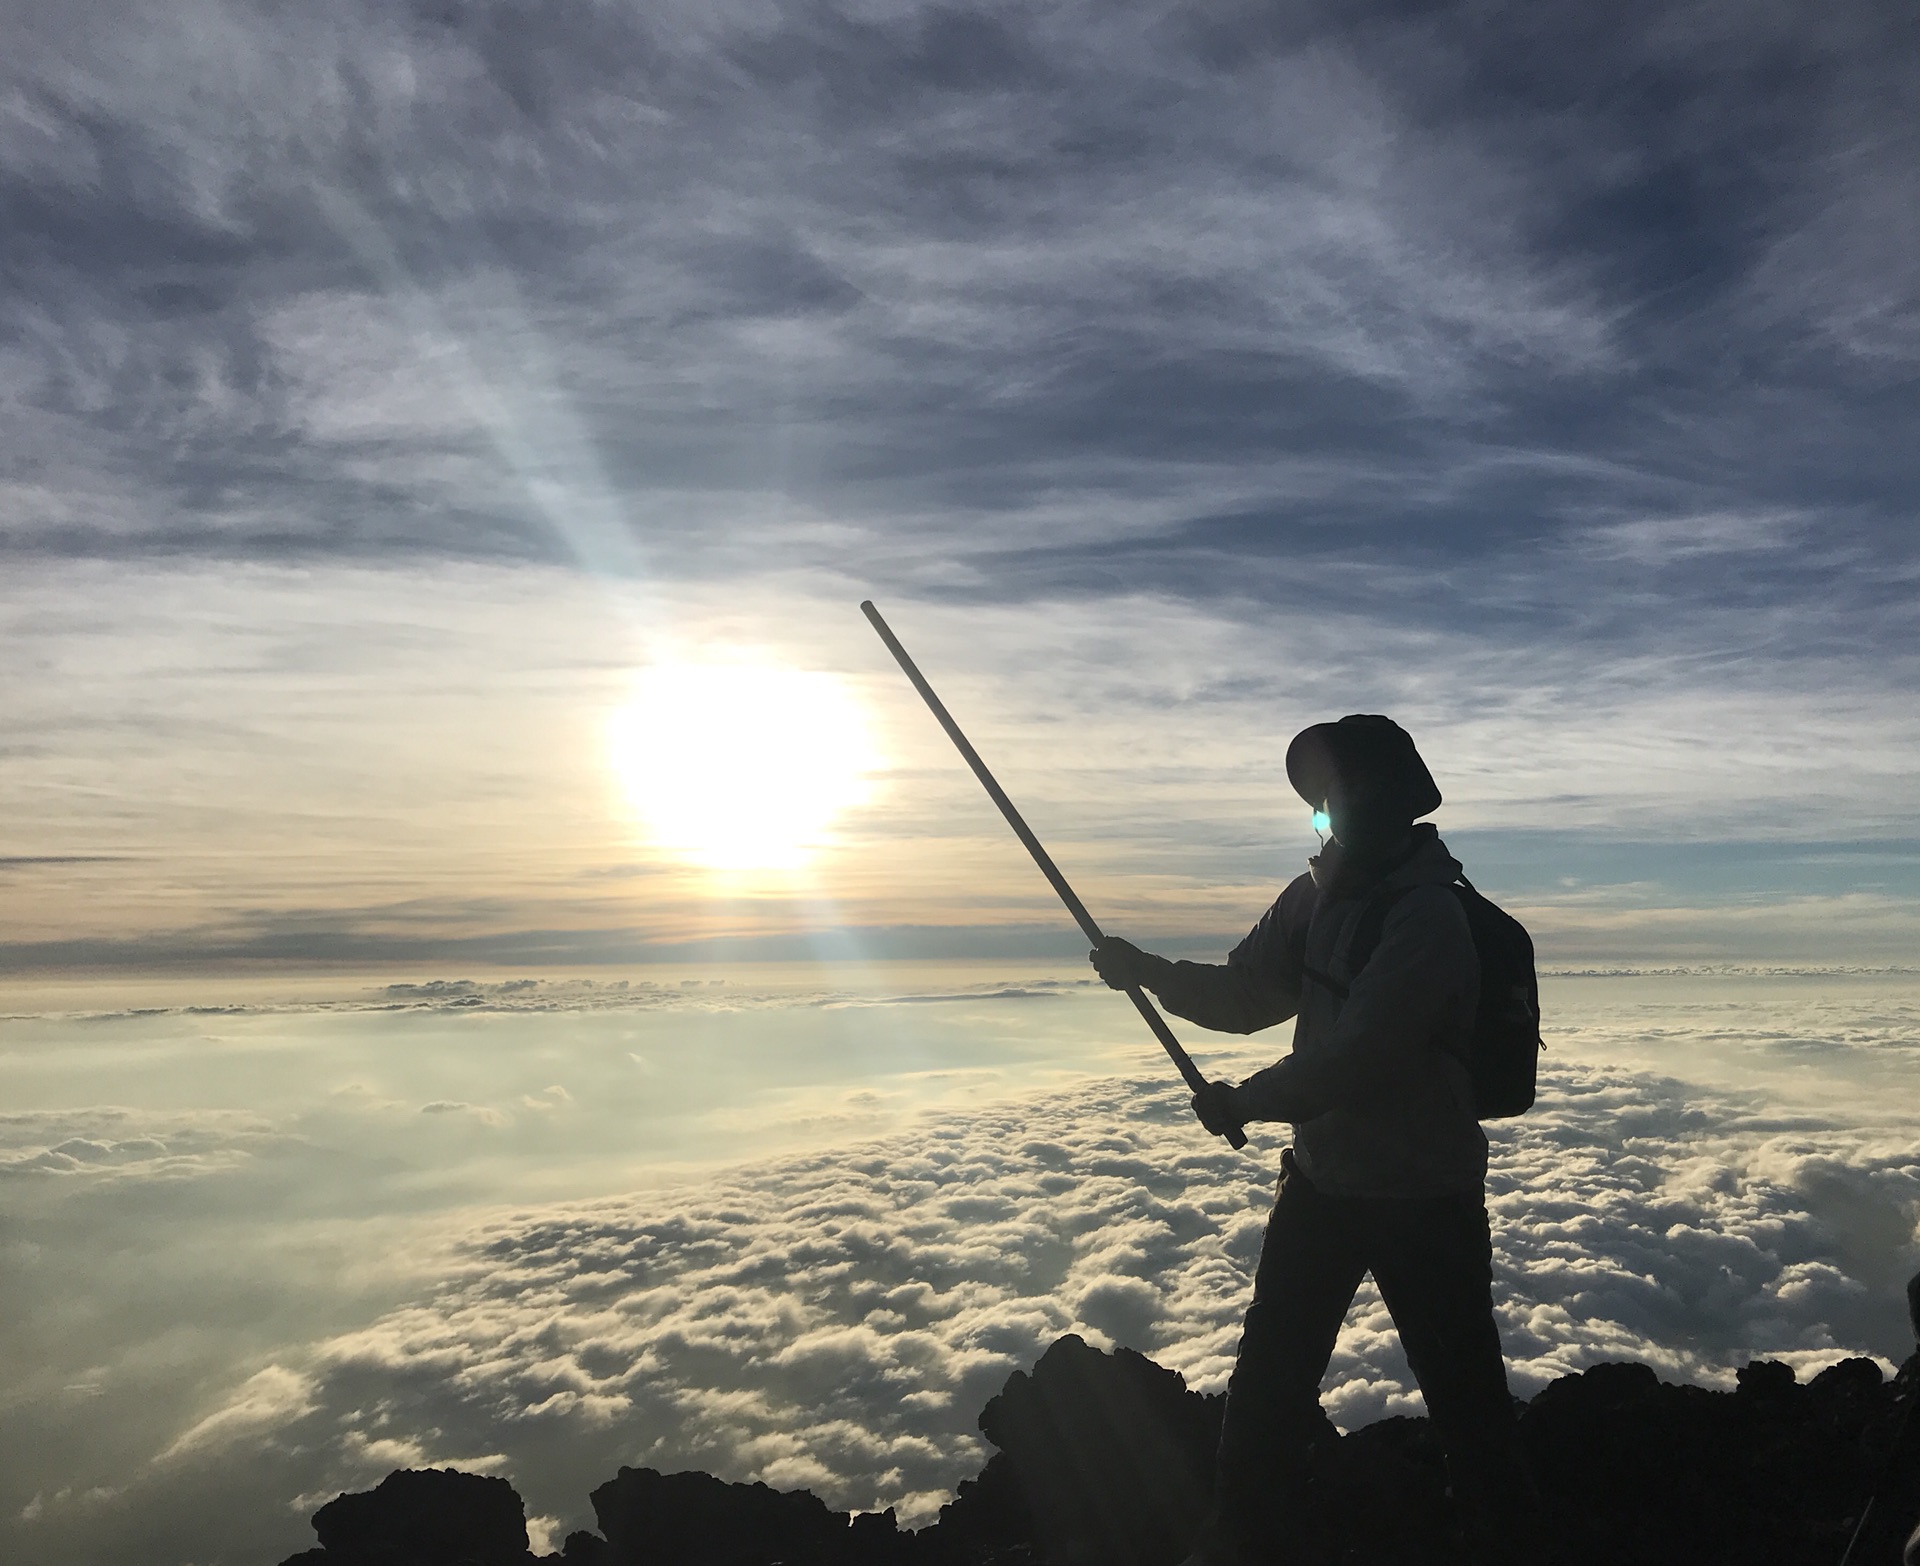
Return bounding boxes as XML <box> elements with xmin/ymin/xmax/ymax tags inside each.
<box><xmin>1301</xmin><ymin>876</ymin><xmax>1541</xmax><ymax>1118</ymax></box>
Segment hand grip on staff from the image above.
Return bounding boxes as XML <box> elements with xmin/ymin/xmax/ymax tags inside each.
<box><xmin>861</xmin><ymin>599</ymin><xmax>1249</xmax><ymax>1151</ymax></box>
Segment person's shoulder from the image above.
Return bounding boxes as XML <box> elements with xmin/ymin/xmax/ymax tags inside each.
<box><xmin>1231</xmin><ymin>871</ymin><xmax>1317</xmax><ymax>964</ymax></box>
<box><xmin>1278</xmin><ymin>868</ymin><xmax>1317</xmax><ymax>903</ymax></box>
<box><xmin>1274</xmin><ymin>869</ymin><xmax>1322</xmax><ymax>928</ymax></box>
<box><xmin>1384</xmin><ymin>880</ymin><xmax>1472</xmax><ymax>939</ymax></box>
<box><xmin>1248</xmin><ymin>869</ymin><xmax>1317</xmax><ymax>924</ymax></box>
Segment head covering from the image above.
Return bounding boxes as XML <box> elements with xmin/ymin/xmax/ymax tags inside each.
<box><xmin>1285</xmin><ymin>715</ymin><xmax>1441</xmax><ymax>823</ymax></box>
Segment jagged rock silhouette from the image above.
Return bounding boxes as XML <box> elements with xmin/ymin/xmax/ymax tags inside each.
<box><xmin>277</xmin><ymin>1467</ymin><xmax>539</xmax><ymax>1565</ymax></box>
<box><xmin>565</xmin><ymin>1466</ymin><xmax>919</xmax><ymax>1564</ymax></box>
<box><xmin>280</xmin><ymin>1333</ymin><xmax>1920</xmax><ymax>1566</ymax></box>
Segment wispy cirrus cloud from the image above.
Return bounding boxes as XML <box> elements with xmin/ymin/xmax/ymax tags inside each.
<box><xmin>154</xmin><ymin>1366</ymin><xmax>317</xmax><ymax>1464</ymax></box>
<box><xmin>2</xmin><ymin>0</ymin><xmax>1914</xmax><ymax>578</ymax></box>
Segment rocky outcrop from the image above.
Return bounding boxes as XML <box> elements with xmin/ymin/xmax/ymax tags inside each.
<box><xmin>277</xmin><ymin>1468</ymin><xmax>540</xmax><ymax>1566</ymax></box>
<box><xmin>279</xmin><ymin>1337</ymin><xmax>1920</xmax><ymax>1566</ymax></box>
<box><xmin>565</xmin><ymin>1466</ymin><xmax>919</xmax><ymax>1565</ymax></box>
<box><xmin>970</xmin><ymin>1335</ymin><xmax>1218</xmax><ymax>1566</ymax></box>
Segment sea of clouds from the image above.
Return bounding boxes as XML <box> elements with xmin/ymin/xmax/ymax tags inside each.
<box><xmin>285</xmin><ymin>1060</ymin><xmax>1920</xmax><ymax>1534</ymax></box>
<box><xmin>5</xmin><ymin>977</ymin><xmax>1918</xmax><ymax>1564</ymax></box>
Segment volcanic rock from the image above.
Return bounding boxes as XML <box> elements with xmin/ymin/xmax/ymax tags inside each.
<box><xmin>279</xmin><ymin>1466</ymin><xmax>540</xmax><ymax>1565</ymax></box>
<box><xmin>281</xmin><ymin>1336</ymin><xmax>1920</xmax><ymax>1566</ymax></box>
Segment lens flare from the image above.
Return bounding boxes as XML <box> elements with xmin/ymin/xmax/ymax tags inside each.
<box><xmin>1311</xmin><ymin>809</ymin><xmax>1331</xmax><ymax>834</ymax></box>
<box><xmin>608</xmin><ymin>662</ymin><xmax>877</xmax><ymax>871</ymax></box>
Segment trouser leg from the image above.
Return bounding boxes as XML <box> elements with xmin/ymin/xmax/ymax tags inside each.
<box><xmin>1213</xmin><ymin>1151</ymin><xmax>1368</xmax><ymax>1555</ymax></box>
<box><xmin>1368</xmin><ymin>1193</ymin><xmax>1537</xmax><ymax>1564</ymax></box>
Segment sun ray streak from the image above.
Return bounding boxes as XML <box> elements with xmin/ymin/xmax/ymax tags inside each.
<box><xmin>310</xmin><ymin>185</ymin><xmax>654</xmax><ymax>594</ymax></box>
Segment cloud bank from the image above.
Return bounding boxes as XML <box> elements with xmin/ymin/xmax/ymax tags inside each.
<box><xmin>25</xmin><ymin>1048</ymin><xmax>1900</xmax><ymax>1562</ymax></box>
<box><xmin>4</xmin><ymin>972</ymin><xmax>1917</xmax><ymax>1563</ymax></box>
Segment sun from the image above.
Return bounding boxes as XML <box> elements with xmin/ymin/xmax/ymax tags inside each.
<box><xmin>608</xmin><ymin>660</ymin><xmax>878</xmax><ymax>871</ymax></box>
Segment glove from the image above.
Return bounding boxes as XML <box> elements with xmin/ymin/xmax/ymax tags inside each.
<box><xmin>1089</xmin><ymin>937</ymin><xmax>1170</xmax><ymax>993</ymax></box>
<box><xmin>1191</xmin><ymin>1079</ymin><xmax>1244</xmax><ymax>1138</ymax></box>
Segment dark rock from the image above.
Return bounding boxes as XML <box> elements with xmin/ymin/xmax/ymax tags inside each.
<box><xmin>1736</xmin><ymin>1357</ymin><xmax>1800</xmax><ymax>1402</ymax></box>
<box><xmin>558</xmin><ymin>1529</ymin><xmax>612</xmax><ymax>1563</ymax></box>
<box><xmin>1809</xmin><ymin>1356</ymin><xmax>1883</xmax><ymax>1401</ymax></box>
<box><xmin>585</xmin><ymin>1464</ymin><xmax>914</xmax><ymax>1564</ymax></box>
<box><xmin>1306</xmin><ymin>1414</ymin><xmax>1458</xmax><ymax>1564</ymax></box>
<box><xmin>1522</xmin><ymin>1356</ymin><xmax>1890</xmax><ymax>1565</ymax></box>
<box><xmin>282</xmin><ymin>1467</ymin><xmax>539</xmax><ymax>1565</ymax></box>
<box><xmin>916</xmin><ymin>1454</ymin><xmax>1038</xmax><ymax>1565</ymax></box>
<box><xmin>972</xmin><ymin>1333</ymin><xmax>1218</xmax><ymax>1566</ymax></box>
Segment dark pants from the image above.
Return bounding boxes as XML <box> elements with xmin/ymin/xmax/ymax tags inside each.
<box><xmin>1214</xmin><ymin>1149</ymin><xmax>1533</xmax><ymax>1563</ymax></box>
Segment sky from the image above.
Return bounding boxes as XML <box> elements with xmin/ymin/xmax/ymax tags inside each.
<box><xmin>2</xmin><ymin>5</ymin><xmax>1920</xmax><ymax>1565</ymax></box>
<box><xmin>3</xmin><ymin>0</ymin><xmax>1919</xmax><ymax>971</ymax></box>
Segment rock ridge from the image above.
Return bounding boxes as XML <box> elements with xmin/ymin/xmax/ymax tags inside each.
<box><xmin>279</xmin><ymin>1334</ymin><xmax>1920</xmax><ymax>1566</ymax></box>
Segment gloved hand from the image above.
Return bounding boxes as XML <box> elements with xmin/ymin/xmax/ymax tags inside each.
<box><xmin>1191</xmin><ymin>1079</ymin><xmax>1244</xmax><ymax>1138</ymax></box>
<box><xmin>1089</xmin><ymin>937</ymin><xmax>1171</xmax><ymax>993</ymax></box>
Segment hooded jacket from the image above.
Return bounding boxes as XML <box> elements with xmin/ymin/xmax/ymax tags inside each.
<box><xmin>1149</xmin><ymin>823</ymin><xmax>1485</xmax><ymax>1199</ymax></box>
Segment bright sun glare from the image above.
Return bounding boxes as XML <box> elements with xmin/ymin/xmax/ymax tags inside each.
<box><xmin>609</xmin><ymin>661</ymin><xmax>878</xmax><ymax>871</ymax></box>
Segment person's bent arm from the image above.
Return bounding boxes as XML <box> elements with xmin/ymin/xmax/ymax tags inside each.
<box><xmin>1088</xmin><ymin>874</ymin><xmax>1313</xmax><ymax>1037</ymax></box>
<box><xmin>1232</xmin><ymin>885</ymin><xmax>1476</xmax><ymax>1125</ymax></box>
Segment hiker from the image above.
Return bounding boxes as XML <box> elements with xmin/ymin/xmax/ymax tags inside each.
<box><xmin>1898</xmin><ymin>1270</ymin><xmax>1920</xmax><ymax>1566</ymax></box>
<box><xmin>1911</xmin><ymin>1274</ymin><xmax>1920</xmax><ymax>1566</ymax></box>
<box><xmin>1853</xmin><ymin>1267</ymin><xmax>1920</xmax><ymax>1566</ymax></box>
<box><xmin>1092</xmin><ymin>715</ymin><xmax>1537</xmax><ymax>1566</ymax></box>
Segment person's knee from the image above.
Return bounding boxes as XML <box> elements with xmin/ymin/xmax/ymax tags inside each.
<box><xmin>1228</xmin><ymin>1301</ymin><xmax>1337</xmax><ymax>1401</ymax></box>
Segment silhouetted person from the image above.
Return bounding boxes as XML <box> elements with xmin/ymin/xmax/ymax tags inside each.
<box><xmin>1904</xmin><ymin>1269</ymin><xmax>1920</xmax><ymax>1566</ymax></box>
<box><xmin>1093</xmin><ymin>715</ymin><xmax>1536</xmax><ymax>1566</ymax></box>
<box><xmin>1852</xmin><ymin>1267</ymin><xmax>1920</xmax><ymax>1566</ymax></box>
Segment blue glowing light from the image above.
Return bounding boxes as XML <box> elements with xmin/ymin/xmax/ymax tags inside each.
<box><xmin>1311</xmin><ymin>810</ymin><xmax>1331</xmax><ymax>834</ymax></box>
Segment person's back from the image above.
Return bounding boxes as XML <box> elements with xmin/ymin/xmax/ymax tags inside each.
<box><xmin>1093</xmin><ymin>715</ymin><xmax>1538</xmax><ymax>1566</ymax></box>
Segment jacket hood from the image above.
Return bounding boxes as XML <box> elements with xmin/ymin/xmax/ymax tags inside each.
<box><xmin>1308</xmin><ymin>823</ymin><xmax>1461</xmax><ymax>901</ymax></box>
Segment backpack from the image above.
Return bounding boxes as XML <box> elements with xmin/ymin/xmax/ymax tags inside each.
<box><xmin>1300</xmin><ymin>876</ymin><xmax>1541</xmax><ymax>1118</ymax></box>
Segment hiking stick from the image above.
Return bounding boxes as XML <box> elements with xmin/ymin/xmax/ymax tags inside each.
<box><xmin>861</xmin><ymin>600</ymin><xmax>1248</xmax><ymax>1150</ymax></box>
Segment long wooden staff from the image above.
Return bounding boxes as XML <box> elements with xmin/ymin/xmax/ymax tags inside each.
<box><xmin>862</xmin><ymin>600</ymin><xmax>1247</xmax><ymax>1149</ymax></box>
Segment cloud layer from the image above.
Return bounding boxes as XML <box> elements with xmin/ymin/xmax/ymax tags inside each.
<box><xmin>278</xmin><ymin>1063</ymin><xmax>1916</xmax><ymax>1528</ymax></box>
<box><xmin>9</xmin><ymin>978</ymin><xmax>1905</xmax><ymax>1564</ymax></box>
